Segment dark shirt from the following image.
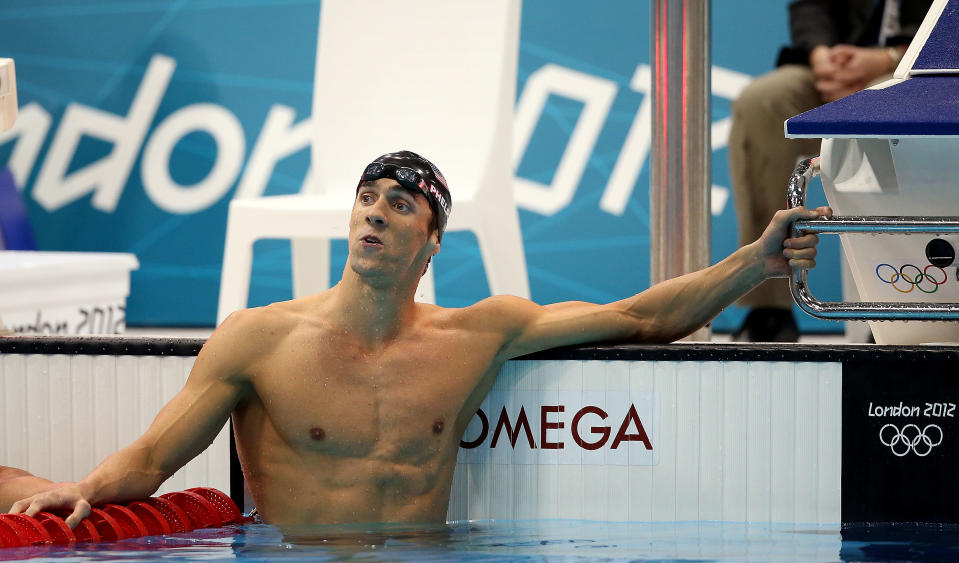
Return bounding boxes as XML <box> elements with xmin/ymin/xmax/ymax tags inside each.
<box><xmin>777</xmin><ymin>0</ymin><xmax>933</xmax><ymax>66</ymax></box>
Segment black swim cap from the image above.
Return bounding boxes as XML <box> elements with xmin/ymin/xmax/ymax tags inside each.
<box><xmin>357</xmin><ymin>151</ymin><xmax>452</xmax><ymax>239</ymax></box>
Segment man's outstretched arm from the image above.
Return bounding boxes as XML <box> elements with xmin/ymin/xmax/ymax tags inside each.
<box><xmin>8</xmin><ymin>310</ymin><xmax>262</xmax><ymax>527</ymax></box>
<box><xmin>488</xmin><ymin>206</ymin><xmax>830</xmax><ymax>359</ymax></box>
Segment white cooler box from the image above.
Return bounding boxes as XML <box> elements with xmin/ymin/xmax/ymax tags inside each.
<box><xmin>0</xmin><ymin>251</ymin><xmax>139</xmax><ymax>335</ymax></box>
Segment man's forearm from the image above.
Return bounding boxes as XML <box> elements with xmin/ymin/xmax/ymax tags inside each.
<box><xmin>1</xmin><ymin>473</ymin><xmax>54</xmax><ymax>512</ymax></box>
<box><xmin>622</xmin><ymin>242</ymin><xmax>767</xmax><ymax>342</ymax></box>
<box><xmin>77</xmin><ymin>445</ymin><xmax>168</xmax><ymax>505</ymax></box>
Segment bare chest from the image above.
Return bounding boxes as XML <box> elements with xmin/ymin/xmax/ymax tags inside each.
<box><xmin>251</xmin><ymin>336</ymin><xmax>497</xmax><ymax>464</ymax></box>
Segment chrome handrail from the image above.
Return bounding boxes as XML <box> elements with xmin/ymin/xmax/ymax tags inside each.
<box><xmin>786</xmin><ymin>157</ymin><xmax>959</xmax><ymax>320</ymax></box>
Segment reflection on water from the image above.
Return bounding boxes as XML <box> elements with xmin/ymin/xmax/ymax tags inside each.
<box><xmin>840</xmin><ymin>523</ymin><xmax>959</xmax><ymax>561</ymax></box>
<box><xmin>4</xmin><ymin>519</ymin><xmax>959</xmax><ymax>561</ymax></box>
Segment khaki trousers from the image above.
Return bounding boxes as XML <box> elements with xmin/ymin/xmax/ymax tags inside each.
<box><xmin>728</xmin><ymin>65</ymin><xmax>823</xmax><ymax>309</ymax></box>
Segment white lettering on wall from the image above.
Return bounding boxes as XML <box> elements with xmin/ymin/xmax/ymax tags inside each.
<box><xmin>0</xmin><ymin>102</ymin><xmax>51</xmax><ymax>188</ymax></box>
<box><xmin>235</xmin><ymin>104</ymin><xmax>313</xmax><ymax>199</ymax></box>
<box><xmin>598</xmin><ymin>65</ymin><xmax>752</xmax><ymax>218</ymax></box>
<box><xmin>32</xmin><ymin>54</ymin><xmax>175</xmax><ymax>212</ymax></box>
<box><xmin>141</xmin><ymin>103</ymin><xmax>245</xmax><ymax>214</ymax></box>
<box><xmin>600</xmin><ymin>64</ymin><xmax>651</xmax><ymax>215</ymax></box>
<box><xmin>512</xmin><ymin>63</ymin><xmax>617</xmax><ymax>215</ymax></box>
<box><xmin>1</xmin><ymin>54</ymin><xmax>754</xmax><ymax>219</ymax></box>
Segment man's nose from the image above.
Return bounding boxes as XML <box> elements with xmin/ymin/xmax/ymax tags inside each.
<box><xmin>365</xmin><ymin>203</ymin><xmax>387</xmax><ymax>227</ymax></box>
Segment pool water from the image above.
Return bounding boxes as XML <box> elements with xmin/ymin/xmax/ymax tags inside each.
<box><xmin>2</xmin><ymin>519</ymin><xmax>958</xmax><ymax>561</ymax></box>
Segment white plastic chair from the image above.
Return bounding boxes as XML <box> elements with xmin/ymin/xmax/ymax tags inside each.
<box><xmin>217</xmin><ymin>0</ymin><xmax>528</xmax><ymax>324</ymax></box>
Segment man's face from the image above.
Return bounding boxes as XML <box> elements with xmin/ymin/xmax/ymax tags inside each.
<box><xmin>348</xmin><ymin>178</ymin><xmax>440</xmax><ymax>281</ymax></box>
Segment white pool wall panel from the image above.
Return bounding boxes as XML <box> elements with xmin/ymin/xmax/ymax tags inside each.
<box><xmin>447</xmin><ymin>360</ymin><xmax>842</xmax><ymax>524</ymax></box>
<box><xmin>0</xmin><ymin>353</ymin><xmax>229</xmax><ymax>496</ymax></box>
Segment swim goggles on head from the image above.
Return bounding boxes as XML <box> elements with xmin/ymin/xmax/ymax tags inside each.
<box><xmin>358</xmin><ymin>162</ymin><xmax>451</xmax><ymax>235</ymax></box>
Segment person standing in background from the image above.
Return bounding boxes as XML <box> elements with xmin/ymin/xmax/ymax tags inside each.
<box><xmin>727</xmin><ymin>0</ymin><xmax>931</xmax><ymax>342</ymax></box>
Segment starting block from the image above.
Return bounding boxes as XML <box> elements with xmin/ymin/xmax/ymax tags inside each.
<box><xmin>784</xmin><ymin>0</ymin><xmax>959</xmax><ymax>344</ymax></box>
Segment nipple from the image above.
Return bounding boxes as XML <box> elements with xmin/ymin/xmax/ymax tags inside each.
<box><xmin>310</xmin><ymin>427</ymin><xmax>326</xmax><ymax>441</ymax></box>
<box><xmin>432</xmin><ymin>418</ymin><xmax>445</xmax><ymax>435</ymax></box>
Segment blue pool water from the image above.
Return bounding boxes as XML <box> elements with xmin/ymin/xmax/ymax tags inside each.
<box><xmin>2</xmin><ymin>520</ymin><xmax>958</xmax><ymax>561</ymax></box>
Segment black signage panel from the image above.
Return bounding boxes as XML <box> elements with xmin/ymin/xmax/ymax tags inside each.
<box><xmin>843</xmin><ymin>359</ymin><xmax>959</xmax><ymax>523</ymax></box>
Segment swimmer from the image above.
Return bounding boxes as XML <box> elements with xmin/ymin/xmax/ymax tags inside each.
<box><xmin>0</xmin><ymin>466</ymin><xmax>53</xmax><ymax>513</ymax></box>
<box><xmin>10</xmin><ymin>150</ymin><xmax>829</xmax><ymax>527</ymax></box>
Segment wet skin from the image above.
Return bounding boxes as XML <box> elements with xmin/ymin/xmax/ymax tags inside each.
<box><xmin>0</xmin><ymin>467</ymin><xmax>54</xmax><ymax>512</ymax></box>
<box><xmin>231</xmin><ymin>291</ymin><xmax>508</xmax><ymax>525</ymax></box>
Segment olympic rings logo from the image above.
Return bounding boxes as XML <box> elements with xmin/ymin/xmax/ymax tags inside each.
<box><xmin>875</xmin><ymin>263</ymin><xmax>948</xmax><ymax>294</ymax></box>
<box><xmin>879</xmin><ymin>423</ymin><xmax>943</xmax><ymax>457</ymax></box>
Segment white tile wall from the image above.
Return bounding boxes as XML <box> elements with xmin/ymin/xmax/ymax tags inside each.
<box><xmin>0</xmin><ymin>353</ymin><xmax>229</xmax><ymax>496</ymax></box>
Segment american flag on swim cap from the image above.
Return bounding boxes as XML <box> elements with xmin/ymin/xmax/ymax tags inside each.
<box><xmin>426</xmin><ymin>160</ymin><xmax>448</xmax><ymax>191</ymax></box>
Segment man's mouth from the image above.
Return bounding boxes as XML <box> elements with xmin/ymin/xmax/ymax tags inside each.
<box><xmin>361</xmin><ymin>235</ymin><xmax>383</xmax><ymax>246</ymax></box>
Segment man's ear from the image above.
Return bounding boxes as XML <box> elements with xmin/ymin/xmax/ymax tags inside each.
<box><xmin>421</xmin><ymin>238</ymin><xmax>440</xmax><ymax>277</ymax></box>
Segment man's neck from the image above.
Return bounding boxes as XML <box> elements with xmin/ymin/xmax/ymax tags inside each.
<box><xmin>328</xmin><ymin>267</ymin><xmax>420</xmax><ymax>345</ymax></box>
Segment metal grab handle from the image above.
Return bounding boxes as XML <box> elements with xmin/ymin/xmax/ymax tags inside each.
<box><xmin>785</xmin><ymin>157</ymin><xmax>959</xmax><ymax>321</ymax></box>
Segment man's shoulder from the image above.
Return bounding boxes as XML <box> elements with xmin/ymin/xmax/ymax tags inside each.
<box><xmin>220</xmin><ymin>300</ymin><xmax>304</xmax><ymax>335</ymax></box>
<box><xmin>197</xmin><ymin>296</ymin><xmax>335</xmax><ymax>384</ymax></box>
<box><xmin>207</xmin><ymin>299</ymin><xmax>316</xmax><ymax>359</ymax></box>
<box><xmin>469</xmin><ymin>294</ymin><xmax>536</xmax><ymax>312</ymax></box>
<box><xmin>429</xmin><ymin>295</ymin><xmax>537</xmax><ymax>332</ymax></box>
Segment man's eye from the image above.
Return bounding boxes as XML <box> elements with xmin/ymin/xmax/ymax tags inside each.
<box><xmin>394</xmin><ymin>201</ymin><xmax>409</xmax><ymax>211</ymax></box>
<box><xmin>360</xmin><ymin>194</ymin><xmax>373</xmax><ymax>203</ymax></box>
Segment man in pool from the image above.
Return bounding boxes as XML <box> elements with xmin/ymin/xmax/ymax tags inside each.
<box><xmin>10</xmin><ymin>150</ymin><xmax>829</xmax><ymax>527</ymax></box>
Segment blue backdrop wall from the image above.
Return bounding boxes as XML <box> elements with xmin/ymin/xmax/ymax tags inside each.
<box><xmin>0</xmin><ymin>0</ymin><xmax>840</xmax><ymax>331</ymax></box>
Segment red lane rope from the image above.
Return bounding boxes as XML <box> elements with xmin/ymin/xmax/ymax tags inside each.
<box><xmin>127</xmin><ymin>501</ymin><xmax>172</xmax><ymax>535</ymax></box>
<box><xmin>0</xmin><ymin>513</ymin><xmax>51</xmax><ymax>545</ymax></box>
<box><xmin>102</xmin><ymin>504</ymin><xmax>149</xmax><ymax>538</ymax></box>
<box><xmin>187</xmin><ymin>487</ymin><xmax>245</xmax><ymax>525</ymax></box>
<box><xmin>0</xmin><ymin>487</ymin><xmax>242</xmax><ymax>548</ymax></box>
<box><xmin>0</xmin><ymin>517</ymin><xmax>24</xmax><ymax>548</ymax></box>
<box><xmin>34</xmin><ymin>512</ymin><xmax>76</xmax><ymax>544</ymax></box>
<box><xmin>144</xmin><ymin>496</ymin><xmax>194</xmax><ymax>533</ymax></box>
<box><xmin>159</xmin><ymin>491</ymin><xmax>221</xmax><ymax>528</ymax></box>
<box><xmin>87</xmin><ymin>507</ymin><xmax>125</xmax><ymax>541</ymax></box>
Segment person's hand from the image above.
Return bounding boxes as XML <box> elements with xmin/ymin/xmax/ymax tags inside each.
<box><xmin>8</xmin><ymin>482</ymin><xmax>92</xmax><ymax>528</ymax></box>
<box><xmin>808</xmin><ymin>45</ymin><xmax>862</xmax><ymax>102</ymax></box>
<box><xmin>814</xmin><ymin>76</ymin><xmax>864</xmax><ymax>102</ymax></box>
<box><xmin>808</xmin><ymin>45</ymin><xmax>836</xmax><ymax>79</ymax></box>
<box><xmin>829</xmin><ymin>45</ymin><xmax>894</xmax><ymax>88</ymax></box>
<box><xmin>755</xmin><ymin>206</ymin><xmax>833</xmax><ymax>278</ymax></box>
